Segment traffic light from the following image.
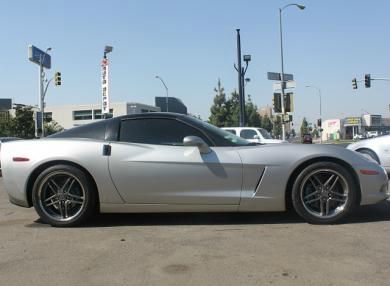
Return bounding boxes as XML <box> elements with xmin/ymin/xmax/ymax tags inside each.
<box><xmin>364</xmin><ymin>74</ymin><xmax>371</xmax><ymax>88</ymax></box>
<box><xmin>352</xmin><ymin>78</ymin><xmax>358</xmax><ymax>89</ymax></box>
<box><xmin>317</xmin><ymin>119</ymin><xmax>322</xmax><ymax>127</ymax></box>
<box><xmin>55</xmin><ymin>72</ymin><xmax>61</xmax><ymax>86</ymax></box>
<box><xmin>273</xmin><ymin>93</ymin><xmax>282</xmax><ymax>113</ymax></box>
<box><xmin>284</xmin><ymin>92</ymin><xmax>294</xmax><ymax>113</ymax></box>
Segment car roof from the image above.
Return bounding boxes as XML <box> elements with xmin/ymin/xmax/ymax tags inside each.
<box><xmin>221</xmin><ymin>127</ymin><xmax>261</xmax><ymax>130</ymax></box>
<box><xmin>115</xmin><ymin>112</ymin><xmax>186</xmax><ymax>120</ymax></box>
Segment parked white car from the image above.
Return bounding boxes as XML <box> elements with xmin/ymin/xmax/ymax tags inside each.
<box><xmin>366</xmin><ymin>131</ymin><xmax>379</xmax><ymax>138</ymax></box>
<box><xmin>222</xmin><ymin>127</ymin><xmax>287</xmax><ymax>144</ymax></box>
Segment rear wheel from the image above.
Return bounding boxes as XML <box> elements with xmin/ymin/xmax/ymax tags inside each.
<box><xmin>292</xmin><ymin>162</ymin><xmax>358</xmax><ymax>224</ymax></box>
<box><xmin>32</xmin><ymin>165</ymin><xmax>96</xmax><ymax>227</ymax></box>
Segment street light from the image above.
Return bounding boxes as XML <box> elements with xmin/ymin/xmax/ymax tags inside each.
<box><xmin>306</xmin><ymin>85</ymin><xmax>322</xmax><ymax>143</ymax></box>
<box><xmin>39</xmin><ymin>47</ymin><xmax>52</xmax><ymax>138</ymax></box>
<box><xmin>155</xmin><ymin>75</ymin><xmax>169</xmax><ymax>112</ymax></box>
<box><xmin>279</xmin><ymin>3</ymin><xmax>305</xmax><ymax>141</ymax></box>
<box><xmin>104</xmin><ymin>45</ymin><xmax>113</xmax><ymax>58</ymax></box>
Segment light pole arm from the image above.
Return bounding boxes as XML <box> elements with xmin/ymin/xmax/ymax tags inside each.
<box><xmin>156</xmin><ymin>76</ymin><xmax>168</xmax><ymax>91</ymax></box>
<box><xmin>43</xmin><ymin>77</ymin><xmax>54</xmax><ymax>101</ymax></box>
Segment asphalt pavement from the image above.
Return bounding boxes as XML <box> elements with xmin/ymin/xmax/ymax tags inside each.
<box><xmin>1</xmin><ymin>179</ymin><xmax>390</xmax><ymax>286</ymax></box>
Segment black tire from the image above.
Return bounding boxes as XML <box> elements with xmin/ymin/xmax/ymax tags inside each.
<box><xmin>32</xmin><ymin>164</ymin><xmax>97</xmax><ymax>227</ymax></box>
<box><xmin>292</xmin><ymin>162</ymin><xmax>358</xmax><ymax>224</ymax></box>
<box><xmin>357</xmin><ymin>149</ymin><xmax>380</xmax><ymax>164</ymax></box>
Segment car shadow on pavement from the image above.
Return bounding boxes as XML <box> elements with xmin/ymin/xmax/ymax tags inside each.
<box><xmin>28</xmin><ymin>201</ymin><xmax>390</xmax><ymax>228</ymax></box>
<box><xmin>85</xmin><ymin>200</ymin><xmax>390</xmax><ymax>227</ymax></box>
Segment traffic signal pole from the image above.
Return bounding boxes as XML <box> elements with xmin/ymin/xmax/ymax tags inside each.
<box><xmin>236</xmin><ymin>29</ymin><xmax>244</xmax><ymax>127</ymax></box>
<box><xmin>39</xmin><ymin>61</ymin><xmax>44</xmax><ymax>138</ymax></box>
<box><xmin>279</xmin><ymin>8</ymin><xmax>286</xmax><ymax>141</ymax></box>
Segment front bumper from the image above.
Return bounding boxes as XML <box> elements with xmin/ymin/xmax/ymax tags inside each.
<box><xmin>359</xmin><ymin>164</ymin><xmax>390</xmax><ymax>205</ymax></box>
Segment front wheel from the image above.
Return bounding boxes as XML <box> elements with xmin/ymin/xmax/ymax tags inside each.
<box><xmin>32</xmin><ymin>165</ymin><xmax>97</xmax><ymax>227</ymax></box>
<box><xmin>292</xmin><ymin>162</ymin><xmax>358</xmax><ymax>224</ymax></box>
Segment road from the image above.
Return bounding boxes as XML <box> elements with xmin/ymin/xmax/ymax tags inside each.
<box><xmin>1</xmin><ymin>179</ymin><xmax>390</xmax><ymax>286</ymax></box>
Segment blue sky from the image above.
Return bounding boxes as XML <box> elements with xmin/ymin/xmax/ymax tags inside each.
<box><xmin>1</xmin><ymin>0</ymin><xmax>390</xmax><ymax>126</ymax></box>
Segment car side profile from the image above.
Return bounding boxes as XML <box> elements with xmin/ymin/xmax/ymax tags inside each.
<box><xmin>1</xmin><ymin>113</ymin><xmax>388</xmax><ymax>227</ymax></box>
<box><xmin>222</xmin><ymin>127</ymin><xmax>287</xmax><ymax>144</ymax></box>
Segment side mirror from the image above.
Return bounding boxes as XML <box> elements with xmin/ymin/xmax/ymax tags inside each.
<box><xmin>253</xmin><ymin>135</ymin><xmax>261</xmax><ymax>141</ymax></box>
<box><xmin>183</xmin><ymin>136</ymin><xmax>211</xmax><ymax>154</ymax></box>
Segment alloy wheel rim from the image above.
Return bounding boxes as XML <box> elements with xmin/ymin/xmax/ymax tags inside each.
<box><xmin>300</xmin><ymin>169</ymin><xmax>349</xmax><ymax>219</ymax></box>
<box><xmin>38</xmin><ymin>171</ymin><xmax>86</xmax><ymax>222</ymax></box>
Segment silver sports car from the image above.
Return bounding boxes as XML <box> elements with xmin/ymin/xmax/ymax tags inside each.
<box><xmin>1</xmin><ymin>113</ymin><xmax>388</xmax><ymax>226</ymax></box>
<box><xmin>347</xmin><ymin>135</ymin><xmax>390</xmax><ymax>176</ymax></box>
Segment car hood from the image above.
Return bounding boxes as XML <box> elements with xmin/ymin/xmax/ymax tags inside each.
<box><xmin>236</xmin><ymin>143</ymin><xmax>375</xmax><ymax>168</ymax></box>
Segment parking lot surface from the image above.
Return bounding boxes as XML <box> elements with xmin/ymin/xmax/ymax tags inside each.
<box><xmin>1</xmin><ymin>179</ymin><xmax>390</xmax><ymax>286</ymax></box>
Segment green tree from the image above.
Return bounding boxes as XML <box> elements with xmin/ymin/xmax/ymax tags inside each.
<box><xmin>312</xmin><ymin>125</ymin><xmax>319</xmax><ymax>138</ymax></box>
<box><xmin>273</xmin><ymin>115</ymin><xmax>283</xmax><ymax>139</ymax></box>
<box><xmin>9</xmin><ymin>106</ymin><xmax>35</xmax><ymax>139</ymax></box>
<box><xmin>209</xmin><ymin>79</ymin><xmax>228</xmax><ymax>127</ymax></box>
<box><xmin>225</xmin><ymin>90</ymin><xmax>240</xmax><ymax>126</ymax></box>
<box><xmin>245</xmin><ymin>94</ymin><xmax>261</xmax><ymax>127</ymax></box>
<box><xmin>291</xmin><ymin>128</ymin><xmax>296</xmax><ymax>137</ymax></box>
<box><xmin>300</xmin><ymin>117</ymin><xmax>309</xmax><ymax>137</ymax></box>
<box><xmin>44</xmin><ymin>120</ymin><xmax>64</xmax><ymax>136</ymax></box>
<box><xmin>0</xmin><ymin>119</ymin><xmax>12</xmax><ymax>137</ymax></box>
<box><xmin>261</xmin><ymin>115</ymin><xmax>273</xmax><ymax>132</ymax></box>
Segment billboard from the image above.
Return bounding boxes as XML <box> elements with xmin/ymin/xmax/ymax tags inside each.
<box><xmin>344</xmin><ymin>117</ymin><xmax>361</xmax><ymax>126</ymax></box>
<box><xmin>28</xmin><ymin>45</ymin><xmax>51</xmax><ymax>69</ymax></box>
<box><xmin>101</xmin><ymin>58</ymin><xmax>110</xmax><ymax>114</ymax></box>
<box><xmin>0</xmin><ymin>98</ymin><xmax>12</xmax><ymax>110</ymax></box>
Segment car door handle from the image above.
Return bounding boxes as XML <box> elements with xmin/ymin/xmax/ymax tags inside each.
<box><xmin>103</xmin><ymin>144</ymin><xmax>111</xmax><ymax>156</ymax></box>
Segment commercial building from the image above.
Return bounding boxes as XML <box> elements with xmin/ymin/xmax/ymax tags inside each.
<box><xmin>322</xmin><ymin>114</ymin><xmax>390</xmax><ymax>141</ymax></box>
<box><xmin>45</xmin><ymin>102</ymin><xmax>160</xmax><ymax>129</ymax></box>
<box><xmin>155</xmin><ymin>97</ymin><xmax>187</xmax><ymax>114</ymax></box>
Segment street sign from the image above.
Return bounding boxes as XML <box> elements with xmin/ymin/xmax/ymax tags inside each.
<box><xmin>273</xmin><ymin>80</ymin><xmax>296</xmax><ymax>91</ymax></box>
<box><xmin>267</xmin><ymin>72</ymin><xmax>280</xmax><ymax>81</ymax></box>
<box><xmin>267</xmin><ymin>72</ymin><xmax>294</xmax><ymax>81</ymax></box>
<box><xmin>28</xmin><ymin>45</ymin><xmax>51</xmax><ymax>69</ymax></box>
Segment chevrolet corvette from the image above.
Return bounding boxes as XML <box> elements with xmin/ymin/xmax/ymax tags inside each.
<box><xmin>1</xmin><ymin>113</ymin><xmax>388</xmax><ymax>226</ymax></box>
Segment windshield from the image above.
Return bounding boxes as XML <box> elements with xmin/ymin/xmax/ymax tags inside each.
<box><xmin>185</xmin><ymin>117</ymin><xmax>254</xmax><ymax>146</ymax></box>
<box><xmin>257</xmin><ymin>128</ymin><xmax>272</xmax><ymax>139</ymax></box>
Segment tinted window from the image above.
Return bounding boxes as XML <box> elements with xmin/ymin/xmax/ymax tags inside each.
<box><xmin>257</xmin><ymin>128</ymin><xmax>272</xmax><ymax>139</ymax></box>
<box><xmin>240</xmin><ymin>129</ymin><xmax>257</xmax><ymax>139</ymax></box>
<box><xmin>120</xmin><ymin>118</ymin><xmax>211</xmax><ymax>146</ymax></box>
<box><xmin>49</xmin><ymin>120</ymin><xmax>106</xmax><ymax>140</ymax></box>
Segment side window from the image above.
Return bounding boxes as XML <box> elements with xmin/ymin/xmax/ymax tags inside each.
<box><xmin>120</xmin><ymin>118</ymin><xmax>211</xmax><ymax>146</ymax></box>
<box><xmin>224</xmin><ymin>129</ymin><xmax>237</xmax><ymax>135</ymax></box>
<box><xmin>240</xmin><ymin>129</ymin><xmax>257</xmax><ymax>139</ymax></box>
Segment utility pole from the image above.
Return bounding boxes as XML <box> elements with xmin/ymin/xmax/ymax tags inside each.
<box><xmin>234</xmin><ymin>29</ymin><xmax>251</xmax><ymax>127</ymax></box>
<box><xmin>236</xmin><ymin>29</ymin><xmax>244</xmax><ymax>127</ymax></box>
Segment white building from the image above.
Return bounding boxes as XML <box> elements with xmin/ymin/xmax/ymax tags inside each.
<box><xmin>321</xmin><ymin>119</ymin><xmax>344</xmax><ymax>141</ymax></box>
<box><xmin>45</xmin><ymin>102</ymin><xmax>160</xmax><ymax>129</ymax></box>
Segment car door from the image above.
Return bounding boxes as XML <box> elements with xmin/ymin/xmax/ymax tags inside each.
<box><xmin>108</xmin><ymin>117</ymin><xmax>242</xmax><ymax>205</ymax></box>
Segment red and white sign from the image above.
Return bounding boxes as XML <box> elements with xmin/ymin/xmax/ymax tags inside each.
<box><xmin>101</xmin><ymin>58</ymin><xmax>109</xmax><ymax>114</ymax></box>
